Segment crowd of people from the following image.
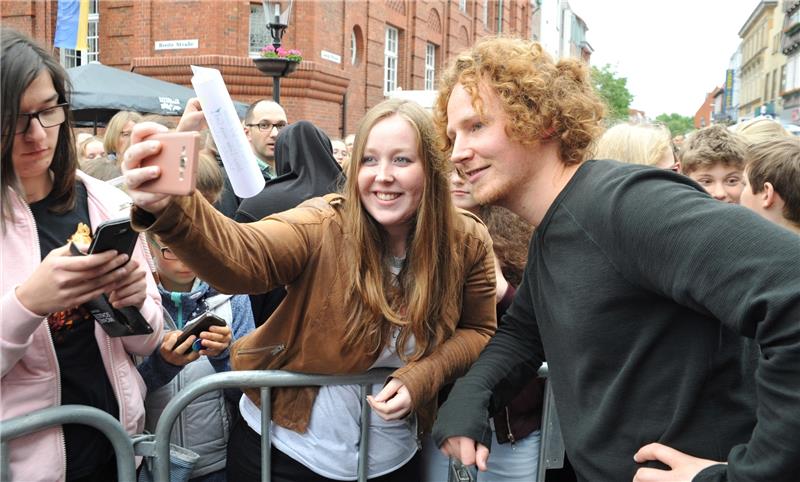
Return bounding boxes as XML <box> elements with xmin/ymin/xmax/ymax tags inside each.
<box><xmin>2</xmin><ymin>26</ymin><xmax>800</xmax><ymax>482</ymax></box>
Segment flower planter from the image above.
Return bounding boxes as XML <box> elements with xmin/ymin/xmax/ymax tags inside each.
<box><xmin>252</xmin><ymin>57</ymin><xmax>299</xmax><ymax>77</ymax></box>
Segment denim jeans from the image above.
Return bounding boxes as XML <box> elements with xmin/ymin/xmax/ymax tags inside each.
<box><xmin>421</xmin><ymin>430</ymin><xmax>541</xmax><ymax>482</ymax></box>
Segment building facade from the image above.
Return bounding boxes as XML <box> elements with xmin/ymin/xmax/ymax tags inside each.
<box><xmin>2</xmin><ymin>0</ymin><xmax>537</xmax><ymax>138</ymax></box>
<box><xmin>762</xmin><ymin>2</ymin><xmax>787</xmax><ymax>118</ymax></box>
<box><xmin>781</xmin><ymin>0</ymin><xmax>800</xmax><ymax>123</ymax></box>
<box><xmin>738</xmin><ymin>0</ymin><xmax>778</xmax><ymax>119</ymax></box>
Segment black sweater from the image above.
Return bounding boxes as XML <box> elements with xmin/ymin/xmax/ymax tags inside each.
<box><xmin>433</xmin><ymin>160</ymin><xmax>800</xmax><ymax>481</ymax></box>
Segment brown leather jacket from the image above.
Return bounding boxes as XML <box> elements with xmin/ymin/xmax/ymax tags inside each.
<box><xmin>132</xmin><ymin>192</ymin><xmax>497</xmax><ymax>434</ymax></box>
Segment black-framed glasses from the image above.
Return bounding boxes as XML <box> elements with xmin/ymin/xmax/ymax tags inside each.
<box><xmin>15</xmin><ymin>103</ymin><xmax>68</xmax><ymax>135</ymax></box>
<box><xmin>148</xmin><ymin>237</ymin><xmax>178</xmax><ymax>261</ymax></box>
<box><xmin>245</xmin><ymin>120</ymin><xmax>288</xmax><ymax>132</ymax></box>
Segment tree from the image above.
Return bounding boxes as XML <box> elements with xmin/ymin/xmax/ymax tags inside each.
<box><xmin>591</xmin><ymin>64</ymin><xmax>634</xmax><ymax>121</ymax></box>
<box><xmin>655</xmin><ymin>113</ymin><xmax>695</xmax><ymax>137</ymax></box>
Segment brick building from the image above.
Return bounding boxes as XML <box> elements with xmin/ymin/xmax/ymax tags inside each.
<box><xmin>694</xmin><ymin>86</ymin><xmax>722</xmax><ymax>129</ymax></box>
<box><xmin>2</xmin><ymin>0</ymin><xmax>532</xmax><ymax>138</ymax></box>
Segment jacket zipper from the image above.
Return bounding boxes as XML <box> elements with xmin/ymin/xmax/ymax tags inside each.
<box><xmin>45</xmin><ymin>322</ymin><xmax>67</xmax><ymax>477</ymax></box>
<box><xmin>25</xmin><ymin>201</ymin><xmax>69</xmax><ymax>476</ymax></box>
<box><xmin>107</xmin><ymin>336</ymin><xmax>126</xmax><ymax>433</ymax></box>
<box><xmin>236</xmin><ymin>343</ymin><xmax>285</xmax><ymax>356</ymax></box>
<box><xmin>504</xmin><ymin>407</ymin><xmax>516</xmax><ymax>446</ymax></box>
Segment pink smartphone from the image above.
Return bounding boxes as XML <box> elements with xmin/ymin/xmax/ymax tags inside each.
<box><xmin>140</xmin><ymin>131</ymin><xmax>201</xmax><ymax>196</ymax></box>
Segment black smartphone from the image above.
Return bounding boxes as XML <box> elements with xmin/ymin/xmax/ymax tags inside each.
<box><xmin>88</xmin><ymin>217</ymin><xmax>139</xmax><ymax>260</ymax></box>
<box><xmin>172</xmin><ymin>312</ymin><xmax>227</xmax><ymax>350</ymax></box>
<box><xmin>449</xmin><ymin>458</ymin><xmax>477</xmax><ymax>482</ymax></box>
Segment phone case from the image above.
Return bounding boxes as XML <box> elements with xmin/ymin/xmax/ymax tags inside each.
<box><xmin>449</xmin><ymin>458</ymin><xmax>477</xmax><ymax>482</ymax></box>
<box><xmin>85</xmin><ymin>294</ymin><xmax>153</xmax><ymax>337</ymax></box>
<box><xmin>88</xmin><ymin>217</ymin><xmax>139</xmax><ymax>259</ymax></box>
<box><xmin>173</xmin><ymin>312</ymin><xmax>227</xmax><ymax>349</ymax></box>
<box><xmin>140</xmin><ymin>131</ymin><xmax>201</xmax><ymax>196</ymax></box>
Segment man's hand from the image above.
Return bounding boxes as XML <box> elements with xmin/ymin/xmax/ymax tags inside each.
<box><xmin>440</xmin><ymin>436</ymin><xmax>490</xmax><ymax>472</ymax></box>
<box><xmin>366</xmin><ymin>378</ymin><xmax>412</xmax><ymax>420</ymax></box>
<box><xmin>633</xmin><ymin>443</ymin><xmax>723</xmax><ymax>481</ymax></box>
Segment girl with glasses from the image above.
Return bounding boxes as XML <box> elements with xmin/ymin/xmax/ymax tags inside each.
<box><xmin>1</xmin><ymin>28</ymin><xmax>164</xmax><ymax>482</ymax></box>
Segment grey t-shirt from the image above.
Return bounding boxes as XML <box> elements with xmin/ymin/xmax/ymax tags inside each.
<box><xmin>240</xmin><ymin>328</ymin><xmax>417</xmax><ymax>480</ymax></box>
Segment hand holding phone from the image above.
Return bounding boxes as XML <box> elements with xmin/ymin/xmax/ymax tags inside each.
<box><xmin>173</xmin><ymin>312</ymin><xmax>227</xmax><ymax>350</ymax></box>
<box><xmin>140</xmin><ymin>131</ymin><xmax>201</xmax><ymax>196</ymax></box>
<box><xmin>69</xmin><ymin>218</ymin><xmax>139</xmax><ymax>262</ymax></box>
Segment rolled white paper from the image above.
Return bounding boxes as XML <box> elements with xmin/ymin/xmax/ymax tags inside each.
<box><xmin>190</xmin><ymin>65</ymin><xmax>265</xmax><ymax>198</ymax></box>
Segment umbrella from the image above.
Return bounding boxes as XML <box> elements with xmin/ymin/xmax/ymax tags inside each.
<box><xmin>67</xmin><ymin>63</ymin><xmax>249</xmax><ymax>129</ymax></box>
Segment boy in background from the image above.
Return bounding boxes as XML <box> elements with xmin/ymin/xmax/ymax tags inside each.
<box><xmin>740</xmin><ymin>138</ymin><xmax>800</xmax><ymax>235</ymax></box>
<box><xmin>137</xmin><ymin>151</ymin><xmax>255</xmax><ymax>482</ymax></box>
<box><xmin>680</xmin><ymin>125</ymin><xmax>747</xmax><ymax>203</ymax></box>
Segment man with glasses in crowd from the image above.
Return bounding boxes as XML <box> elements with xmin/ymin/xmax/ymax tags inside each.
<box><xmin>243</xmin><ymin>99</ymin><xmax>288</xmax><ymax>181</ymax></box>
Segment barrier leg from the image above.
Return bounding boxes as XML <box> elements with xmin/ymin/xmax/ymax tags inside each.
<box><xmin>261</xmin><ymin>387</ymin><xmax>271</xmax><ymax>482</ymax></box>
<box><xmin>536</xmin><ymin>379</ymin><xmax>565</xmax><ymax>482</ymax></box>
<box><xmin>357</xmin><ymin>383</ymin><xmax>373</xmax><ymax>482</ymax></box>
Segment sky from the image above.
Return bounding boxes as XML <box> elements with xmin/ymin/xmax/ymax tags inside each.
<box><xmin>567</xmin><ymin>0</ymin><xmax>762</xmax><ymax>118</ymax></box>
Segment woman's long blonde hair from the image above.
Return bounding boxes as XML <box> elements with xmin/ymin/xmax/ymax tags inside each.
<box><xmin>340</xmin><ymin>99</ymin><xmax>462</xmax><ymax>361</ymax></box>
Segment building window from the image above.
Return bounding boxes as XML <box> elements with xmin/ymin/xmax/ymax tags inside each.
<box><xmin>772</xmin><ymin>68</ymin><xmax>778</xmax><ymax>101</ymax></box>
<box><xmin>765</xmin><ymin>72</ymin><xmax>770</xmax><ymax>101</ymax></box>
<box><xmin>384</xmin><ymin>26</ymin><xmax>398</xmax><ymax>94</ymax></box>
<box><xmin>249</xmin><ymin>2</ymin><xmax>270</xmax><ymax>56</ymax></box>
<box><xmin>60</xmin><ymin>0</ymin><xmax>100</xmax><ymax>68</ymax></box>
<box><xmin>497</xmin><ymin>1</ymin><xmax>504</xmax><ymax>34</ymax></box>
<box><xmin>425</xmin><ymin>43</ymin><xmax>436</xmax><ymax>90</ymax></box>
<box><xmin>781</xmin><ymin>64</ymin><xmax>786</xmax><ymax>94</ymax></box>
<box><xmin>351</xmin><ymin>31</ymin><xmax>357</xmax><ymax>65</ymax></box>
<box><xmin>483</xmin><ymin>0</ymin><xmax>488</xmax><ymax>26</ymax></box>
<box><xmin>459</xmin><ymin>0</ymin><xmax>467</xmax><ymax>14</ymax></box>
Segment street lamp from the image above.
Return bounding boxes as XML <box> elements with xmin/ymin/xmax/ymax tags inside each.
<box><xmin>265</xmin><ymin>1</ymin><xmax>292</xmax><ymax>103</ymax></box>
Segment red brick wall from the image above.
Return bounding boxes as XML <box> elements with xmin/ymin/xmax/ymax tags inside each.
<box><xmin>3</xmin><ymin>0</ymin><xmax>529</xmax><ymax>138</ymax></box>
<box><xmin>694</xmin><ymin>91</ymin><xmax>715</xmax><ymax>129</ymax></box>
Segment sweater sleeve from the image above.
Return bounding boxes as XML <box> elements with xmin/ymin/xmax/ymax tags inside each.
<box><xmin>588</xmin><ymin>168</ymin><xmax>800</xmax><ymax>481</ymax></box>
<box><xmin>136</xmin><ymin>347</ymin><xmax>184</xmax><ymax>393</ymax></box>
<box><xmin>1</xmin><ymin>290</ymin><xmax>46</xmax><ymax>377</ymax></box>
<box><xmin>431</xmin><ymin>263</ymin><xmax>546</xmax><ymax>450</ymax></box>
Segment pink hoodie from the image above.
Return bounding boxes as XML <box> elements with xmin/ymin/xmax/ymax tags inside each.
<box><xmin>1</xmin><ymin>171</ymin><xmax>163</xmax><ymax>482</ymax></box>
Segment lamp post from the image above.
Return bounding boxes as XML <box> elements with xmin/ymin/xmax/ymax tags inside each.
<box><xmin>252</xmin><ymin>2</ymin><xmax>298</xmax><ymax>102</ymax></box>
<box><xmin>268</xmin><ymin>3</ymin><xmax>288</xmax><ymax>103</ymax></box>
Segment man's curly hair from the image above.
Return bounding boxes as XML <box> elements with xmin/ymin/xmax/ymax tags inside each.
<box><xmin>434</xmin><ymin>36</ymin><xmax>606</xmax><ymax>165</ymax></box>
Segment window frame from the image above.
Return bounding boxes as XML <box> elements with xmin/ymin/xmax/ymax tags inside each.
<box><xmin>424</xmin><ymin>43</ymin><xmax>436</xmax><ymax>91</ymax></box>
<box><xmin>249</xmin><ymin>2</ymin><xmax>271</xmax><ymax>57</ymax></box>
<box><xmin>384</xmin><ymin>26</ymin><xmax>399</xmax><ymax>95</ymax></box>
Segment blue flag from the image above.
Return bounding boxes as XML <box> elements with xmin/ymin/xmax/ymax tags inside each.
<box><xmin>54</xmin><ymin>0</ymin><xmax>89</xmax><ymax>50</ymax></box>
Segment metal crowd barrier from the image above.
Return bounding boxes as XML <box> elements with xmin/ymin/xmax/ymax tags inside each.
<box><xmin>536</xmin><ymin>363</ymin><xmax>567</xmax><ymax>479</ymax></box>
<box><xmin>0</xmin><ymin>404</ymin><xmax>137</xmax><ymax>482</ymax></box>
<box><xmin>152</xmin><ymin>368</ymin><xmax>394</xmax><ymax>482</ymax></box>
<box><xmin>0</xmin><ymin>365</ymin><xmax>563</xmax><ymax>482</ymax></box>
